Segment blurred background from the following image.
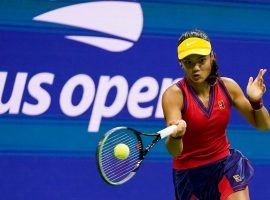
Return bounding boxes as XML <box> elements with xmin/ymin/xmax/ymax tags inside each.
<box><xmin>0</xmin><ymin>0</ymin><xmax>270</xmax><ymax>199</ymax></box>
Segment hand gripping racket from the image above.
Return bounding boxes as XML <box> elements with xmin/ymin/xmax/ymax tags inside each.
<box><xmin>96</xmin><ymin>125</ymin><xmax>178</xmax><ymax>186</ymax></box>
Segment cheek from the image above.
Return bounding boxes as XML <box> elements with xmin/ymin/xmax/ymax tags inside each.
<box><xmin>202</xmin><ymin>61</ymin><xmax>212</xmax><ymax>72</ymax></box>
<box><xmin>182</xmin><ymin>67</ymin><xmax>192</xmax><ymax>75</ymax></box>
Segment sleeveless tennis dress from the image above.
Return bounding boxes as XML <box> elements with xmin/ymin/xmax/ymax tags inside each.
<box><xmin>173</xmin><ymin>78</ymin><xmax>254</xmax><ymax>200</ymax></box>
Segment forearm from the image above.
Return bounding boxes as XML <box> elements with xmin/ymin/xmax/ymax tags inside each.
<box><xmin>165</xmin><ymin>136</ymin><xmax>183</xmax><ymax>157</ymax></box>
<box><xmin>253</xmin><ymin>106</ymin><xmax>270</xmax><ymax>130</ymax></box>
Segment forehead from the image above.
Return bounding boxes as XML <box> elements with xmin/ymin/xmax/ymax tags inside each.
<box><xmin>182</xmin><ymin>54</ymin><xmax>208</xmax><ymax>61</ymax></box>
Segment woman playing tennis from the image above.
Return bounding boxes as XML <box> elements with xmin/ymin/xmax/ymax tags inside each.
<box><xmin>162</xmin><ymin>29</ymin><xmax>270</xmax><ymax>200</ymax></box>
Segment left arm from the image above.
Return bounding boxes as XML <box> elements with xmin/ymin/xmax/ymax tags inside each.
<box><xmin>222</xmin><ymin>69</ymin><xmax>270</xmax><ymax>130</ymax></box>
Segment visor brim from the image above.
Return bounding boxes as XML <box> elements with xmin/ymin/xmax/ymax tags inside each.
<box><xmin>178</xmin><ymin>48</ymin><xmax>211</xmax><ymax>60</ymax></box>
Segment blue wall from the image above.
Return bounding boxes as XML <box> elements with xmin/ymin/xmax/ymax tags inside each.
<box><xmin>0</xmin><ymin>0</ymin><xmax>270</xmax><ymax>199</ymax></box>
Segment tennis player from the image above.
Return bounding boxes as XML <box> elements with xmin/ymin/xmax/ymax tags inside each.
<box><xmin>162</xmin><ymin>29</ymin><xmax>270</xmax><ymax>200</ymax></box>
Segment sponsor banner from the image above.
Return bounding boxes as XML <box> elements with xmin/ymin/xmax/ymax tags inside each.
<box><xmin>0</xmin><ymin>1</ymin><xmax>269</xmax><ymax>138</ymax></box>
<box><xmin>0</xmin><ymin>1</ymin><xmax>180</xmax><ymax>133</ymax></box>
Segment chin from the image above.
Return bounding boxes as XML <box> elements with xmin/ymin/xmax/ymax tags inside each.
<box><xmin>191</xmin><ymin>78</ymin><xmax>204</xmax><ymax>83</ymax></box>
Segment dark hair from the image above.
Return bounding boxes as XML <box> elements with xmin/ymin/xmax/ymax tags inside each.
<box><xmin>178</xmin><ymin>29</ymin><xmax>219</xmax><ymax>85</ymax></box>
<box><xmin>178</xmin><ymin>29</ymin><xmax>210</xmax><ymax>45</ymax></box>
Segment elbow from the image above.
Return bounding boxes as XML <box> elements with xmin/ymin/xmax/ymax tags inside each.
<box><xmin>259</xmin><ymin>125</ymin><xmax>270</xmax><ymax>131</ymax></box>
<box><xmin>252</xmin><ymin>120</ymin><xmax>270</xmax><ymax>131</ymax></box>
<box><xmin>167</xmin><ymin>149</ymin><xmax>181</xmax><ymax>158</ymax></box>
<box><xmin>171</xmin><ymin>151</ymin><xmax>181</xmax><ymax>158</ymax></box>
<box><xmin>255</xmin><ymin>126</ymin><xmax>270</xmax><ymax>131</ymax></box>
<box><xmin>254</xmin><ymin>122</ymin><xmax>270</xmax><ymax>131</ymax></box>
<box><xmin>165</xmin><ymin>142</ymin><xmax>182</xmax><ymax>158</ymax></box>
<box><xmin>266</xmin><ymin>122</ymin><xmax>270</xmax><ymax>130</ymax></box>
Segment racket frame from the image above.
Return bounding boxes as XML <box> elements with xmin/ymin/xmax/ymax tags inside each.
<box><xmin>96</xmin><ymin>125</ymin><xmax>177</xmax><ymax>185</ymax></box>
<box><xmin>96</xmin><ymin>127</ymin><xmax>144</xmax><ymax>185</ymax></box>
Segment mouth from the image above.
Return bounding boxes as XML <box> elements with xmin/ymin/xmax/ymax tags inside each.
<box><xmin>192</xmin><ymin>73</ymin><xmax>200</xmax><ymax>80</ymax></box>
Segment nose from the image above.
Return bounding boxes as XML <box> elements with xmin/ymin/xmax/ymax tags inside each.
<box><xmin>193</xmin><ymin>63</ymin><xmax>201</xmax><ymax>71</ymax></box>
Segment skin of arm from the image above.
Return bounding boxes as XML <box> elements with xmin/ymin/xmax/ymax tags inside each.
<box><xmin>221</xmin><ymin>70</ymin><xmax>270</xmax><ymax>130</ymax></box>
<box><xmin>162</xmin><ymin>84</ymin><xmax>187</xmax><ymax>157</ymax></box>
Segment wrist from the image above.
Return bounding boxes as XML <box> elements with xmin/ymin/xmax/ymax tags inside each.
<box><xmin>170</xmin><ymin>135</ymin><xmax>182</xmax><ymax>139</ymax></box>
<box><xmin>248</xmin><ymin>97</ymin><xmax>263</xmax><ymax>110</ymax></box>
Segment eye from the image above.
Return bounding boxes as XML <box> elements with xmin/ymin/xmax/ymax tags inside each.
<box><xmin>183</xmin><ymin>60</ymin><xmax>192</xmax><ymax>66</ymax></box>
<box><xmin>199</xmin><ymin>57</ymin><xmax>206</xmax><ymax>64</ymax></box>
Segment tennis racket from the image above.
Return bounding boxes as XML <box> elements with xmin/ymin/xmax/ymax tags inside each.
<box><xmin>96</xmin><ymin>125</ymin><xmax>178</xmax><ymax>186</ymax></box>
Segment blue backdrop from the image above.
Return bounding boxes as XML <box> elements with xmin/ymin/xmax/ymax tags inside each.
<box><xmin>0</xmin><ymin>0</ymin><xmax>270</xmax><ymax>199</ymax></box>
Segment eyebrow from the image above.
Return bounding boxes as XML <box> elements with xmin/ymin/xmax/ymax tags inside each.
<box><xmin>182</xmin><ymin>55</ymin><xmax>207</xmax><ymax>61</ymax></box>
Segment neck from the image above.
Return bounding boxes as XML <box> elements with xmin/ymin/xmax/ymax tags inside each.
<box><xmin>186</xmin><ymin>79</ymin><xmax>210</xmax><ymax>95</ymax></box>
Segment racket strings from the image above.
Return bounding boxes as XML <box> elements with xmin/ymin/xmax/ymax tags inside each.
<box><xmin>101</xmin><ymin>159</ymin><xmax>138</xmax><ymax>181</ymax></box>
<box><xmin>101</xmin><ymin>139</ymin><xmax>139</xmax><ymax>158</ymax></box>
<box><xmin>101</xmin><ymin>150</ymin><xmax>139</xmax><ymax>169</ymax></box>
<box><xmin>101</xmin><ymin>133</ymin><xmax>136</xmax><ymax>154</ymax></box>
<box><xmin>99</xmin><ymin>128</ymin><xmax>141</xmax><ymax>184</ymax></box>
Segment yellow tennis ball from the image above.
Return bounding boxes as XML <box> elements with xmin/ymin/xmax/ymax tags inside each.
<box><xmin>114</xmin><ymin>143</ymin><xmax>130</xmax><ymax>160</ymax></box>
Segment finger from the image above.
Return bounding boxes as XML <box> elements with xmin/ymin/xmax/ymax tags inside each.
<box><xmin>179</xmin><ymin>119</ymin><xmax>187</xmax><ymax>128</ymax></box>
<box><xmin>259</xmin><ymin>76</ymin><xmax>263</xmax><ymax>85</ymax></box>
<box><xmin>262</xmin><ymin>69</ymin><xmax>267</xmax><ymax>76</ymax></box>
<box><xmin>175</xmin><ymin>119</ymin><xmax>187</xmax><ymax>127</ymax></box>
<box><xmin>247</xmin><ymin>77</ymin><xmax>253</xmax><ymax>87</ymax></box>
<box><xmin>262</xmin><ymin>84</ymin><xmax>266</xmax><ymax>93</ymax></box>
<box><xmin>254</xmin><ymin>69</ymin><xmax>266</xmax><ymax>85</ymax></box>
<box><xmin>258</xmin><ymin>69</ymin><xmax>267</xmax><ymax>79</ymax></box>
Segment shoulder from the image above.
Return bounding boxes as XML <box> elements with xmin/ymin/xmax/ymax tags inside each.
<box><xmin>163</xmin><ymin>83</ymin><xmax>182</xmax><ymax>98</ymax></box>
<box><xmin>220</xmin><ymin>77</ymin><xmax>241</xmax><ymax>91</ymax></box>
<box><xmin>220</xmin><ymin>77</ymin><xmax>238</xmax><ymax>87</ymax></box>
<box><xmin>162</xmin><ymin>80</ymin><xmax>184</xmax><ymax>104</ymax></box>
<box><xmin>219</xmin><ymin>77</ymin><xmax>245</xmax><ymax>101</ymax></box>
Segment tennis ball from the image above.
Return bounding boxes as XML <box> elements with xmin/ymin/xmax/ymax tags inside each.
<box><xmin>114</xmin><ymin>143</ymin><xmax>130</xmax><ymax>160</ymax></box>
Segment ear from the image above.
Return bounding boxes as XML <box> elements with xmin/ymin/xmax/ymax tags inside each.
<box><xmin>211</xmin><ymin>51</ymin><xmax>216</xmax><ymax>59</ymax></box>
<box><xmin>178</xmin><ymin>60</ymin><xmax>183</xmax><ymax>67</ymax></box>
<box><xmin>210</xmin><ymin>51</ymin><xmax>216</xmax><ymax>62</ymax></box>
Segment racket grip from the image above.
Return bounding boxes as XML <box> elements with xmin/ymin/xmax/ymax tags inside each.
<box><xmin>158</xmin><ymin>125</ymin><xmax>178</xmax><ymax>139</ymax></box>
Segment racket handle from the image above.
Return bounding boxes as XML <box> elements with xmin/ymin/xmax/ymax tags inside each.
<box><xmin>157</xmin><ymin>124</ymin><xmax>178</xmax><ymax>139</ymax></box>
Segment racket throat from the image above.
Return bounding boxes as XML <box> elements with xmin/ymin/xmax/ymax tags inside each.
<box><xmin>143</xmin><ymin>135</ymin><xmax>161</xmax><ymax>157</ymax></box>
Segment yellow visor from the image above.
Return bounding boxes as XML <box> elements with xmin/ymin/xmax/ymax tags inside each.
<box><xmin>178</xmin><ymin>37</ymin><xmax>211</xmax><ymax>59</ymax></box>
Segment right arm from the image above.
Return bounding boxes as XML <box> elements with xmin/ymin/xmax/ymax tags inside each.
<box><xmin>162</xmin><ymin>84</ymin><xmax>186</xmax><ymax>157</ymax></box>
